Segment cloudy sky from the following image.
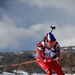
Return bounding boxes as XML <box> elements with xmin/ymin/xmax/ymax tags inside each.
<box><xmin>0</xmin><ymin>0</ymin><xmax>75</xmax><ymax>52</ymax></box>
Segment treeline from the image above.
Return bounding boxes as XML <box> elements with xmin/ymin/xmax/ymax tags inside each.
<box><xmin>0</xmin><ymin>50</ymin><xmax>75</xmax><ymax>73</ymax></box>
<box><xmin>0</xmin><ymin>51</ymin><xmax>45</xmax><ymax>73</ymax></box>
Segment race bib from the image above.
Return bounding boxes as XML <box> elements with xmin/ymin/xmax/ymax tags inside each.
<box><xmin>45</xmin><ymin>49</ymin><xmax>56</xmax><ymax>58</ymax></box>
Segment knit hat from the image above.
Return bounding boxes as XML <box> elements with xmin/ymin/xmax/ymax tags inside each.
<box><xmin>45</xmin><ymin>32</ymin><xmax>56</xmax><ymax>41</ymax></box>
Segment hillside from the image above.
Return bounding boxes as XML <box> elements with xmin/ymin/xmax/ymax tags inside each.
<box><xmin>0</xmin><ymin>46</ymin><xmax>75</xmax><ymax>74</ymax></box>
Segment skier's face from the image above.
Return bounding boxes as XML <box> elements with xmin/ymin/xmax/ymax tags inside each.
<box><xmin>45</xmin><ymin>40</ymin><xmax>56</xmax><ymax>48</ymax></box>
<box><xmin>48</xmin><ymin>41</ymin><xmax>56</xmax><ymax>47</ymax></box>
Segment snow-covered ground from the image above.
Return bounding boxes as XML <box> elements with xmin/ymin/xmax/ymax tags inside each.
<box><xmin>0</xmin><ymin>70</ymin><xmax>75</xmax><ymax>75</ymax></box>
<box><xmin>0</xmin><ymin>73</ymin><xmax>75</xmax><ymax>75</ymax></box>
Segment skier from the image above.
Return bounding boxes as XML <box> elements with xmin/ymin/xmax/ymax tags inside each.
<box><xmin>35</xmin><ymin>29</ymin><xmax>64</xmax><ymax>75</ymax></box>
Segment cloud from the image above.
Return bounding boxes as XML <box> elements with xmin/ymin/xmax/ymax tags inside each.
<box><xmin>29</xmin><ymin>22</ymin><xmax>75</xmax><ymax>47</ymax></box>
<box><xmin>53</xmin><ymin>25</ymin><xmax>75</xmax><ymax>47</ymax></box>
<box><xmin>0</xmin><ymin>13</ymin><xmax>54</xmax><ymax>50</ymax></box>
<box><xmin>0</xmin><ymin>1</ymin><xmax>75</xmax><ymax>51</ymax></box>
<box><xmin>18</xmin><ymin>0</ymin><xmax>75</xmax><ymax>15</ymax></box>
<box><xmin>0</xmin><ymin>13</ymin><xmax>75</xmax><ymax>50</ymax></box>
<box><xmin>0</xmin><ymin>13</ymin><xmax>35</xmax><ymax>49</ymax></box>
<box><xmin>0</xmin><ymin>12</ymin><xmax>44</xmax><ymax>50</ymax></box>
<box><xmin>0</xmin><ymin>14</ymin><xmax>22</xmax><ymax>49</ymax></box>
<box><xmin>26</xmin><ymin>21</ymin><xmax>75</xmax><ymax>47</ymax></box>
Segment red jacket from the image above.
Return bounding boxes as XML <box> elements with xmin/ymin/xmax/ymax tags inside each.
<box><xmin>36</xmin><ymin>39</ymin><xmax>60</xmax><ymax>61</ymax></box>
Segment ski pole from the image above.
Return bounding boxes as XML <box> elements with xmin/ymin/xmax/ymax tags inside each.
<box><xmin>12</xmin><ymin>60</ymin><xmax>36</xmax><ymax>67</ymax></box>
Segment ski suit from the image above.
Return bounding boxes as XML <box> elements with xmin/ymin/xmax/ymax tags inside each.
<box><xmin>35</xmin><ymin>39</ymin><xmax>64</xmax><ymax>75</ymax></box>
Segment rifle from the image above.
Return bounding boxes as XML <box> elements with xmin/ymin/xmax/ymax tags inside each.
<box><xmin>50</xmin><ymin>26</ymin><xmax>56</xmax><ymax>32</ymax></box>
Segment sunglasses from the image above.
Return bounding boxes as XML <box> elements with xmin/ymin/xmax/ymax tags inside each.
<box><xmin>48</xmin><ymin>41</ymin><xmax>56</xmax><ymax>45</ymax></box>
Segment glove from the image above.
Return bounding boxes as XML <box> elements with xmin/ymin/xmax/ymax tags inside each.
<box><xmin>43</xmin><ymin>59</ymin><xmax>46</xmax><ymax>63</ymax></box>
<box><xmin>43</xmin><ymin>58</ymin><xmax>53</xmax><ymax>63</ymax></box>
<box><xmin>52</xmin><ymin>54</ymin><xmax>57</xmax><ymax>60</ymax></box>
<box><xmin>52</xmin><ymin>55</ymin><xmax>60</xmax><ymax>61</ymax></box>
<box><xmin>46</xmin><ymin>58</ymin><xmax>53</xmax><ymax>62</ymax></box>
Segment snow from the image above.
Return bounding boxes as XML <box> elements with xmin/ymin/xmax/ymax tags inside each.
<box><xmin>32</xmin><ymin>74</ymin><xmax>75</xmax><ymax>75</ymax></box>
<box><xmin>13</xmin><ymin>70</ymin><xmax>29</xmax><ymax>75</ymax></box>
<box><xmin>0</xmin><ymin>72</ymin><xmax>15</xmax><ymax>75</ymax></box>
<box><xmin>0</xmin><ymin>70</ymin><xmax>75</xmax><ymax>75</ymax></box>
<box><xmin>72</xmin><ymin>47</ymin><xmax>75</xmax><ymax>49</ymax></box>
<box><xmin>63</xmin><ymin>47</ymin><xmax>68</xmax><ymax>50</ymax></box>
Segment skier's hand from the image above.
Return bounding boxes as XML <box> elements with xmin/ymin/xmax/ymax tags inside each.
<box><xmin>46</xmin><ymin>58</ymin><xmax>53</xmax><ymax>62</ymax></box>
<box><xmin>43</xmin><ymin>59</ymin><xmax>46</xmax><ymax>63</ymax></box>
<box><xmin>52</xmin><ymin>55</ymin><xmax>61</xmax><ymax>61</ymax></box>
<box><xmin>52</xmin><ymin>54</ymin><xmax>58</xmax><ymax>61</ymax></box>
<box><xmin>43</xmin><ymin>58</ymin><xmax>53</xmax><ymax>63</ymax></box>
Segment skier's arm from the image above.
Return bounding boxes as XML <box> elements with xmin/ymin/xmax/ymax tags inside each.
<box><xmin>55</xmin><ymin>43</ymin><xmax>60</xmax><ymax>57</ymax></box>
<box><xmin>53</xmin><ymin>42</ymin><xmax>61</xmax><ymax>60</ymax></box>
<box><xmin>36</xmin><ymin>41</ymin><xmax>45</xmax><ymax>60</ymax></box>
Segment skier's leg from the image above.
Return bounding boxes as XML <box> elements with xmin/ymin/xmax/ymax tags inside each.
<box><xmin>36</xmin><ymin>59</ymin><xmax>52</xmax><ymax>75</ymax></box>
<box><xmin>50</xmin><ymin>61</ymin><xmax>65</xmax><ymax>75</ymax></box>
